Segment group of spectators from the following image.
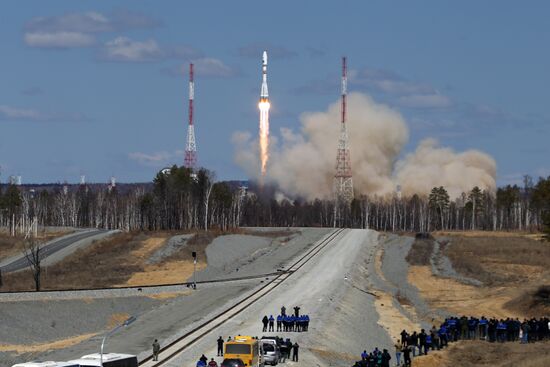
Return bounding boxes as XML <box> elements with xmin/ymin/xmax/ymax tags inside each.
<box><xmin>261</xmin><ymin>305</ymin><xmax>310</xmax><ymax>333</ymax></box>
<box><xmin>352</xmin><ymin>315</ymin><xmax>550</xmax><ymax>366</ymax></box>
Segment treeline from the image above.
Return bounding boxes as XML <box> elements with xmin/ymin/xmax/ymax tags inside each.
<box><xmin>1</xmin><ymin>166</ymin><xmax>549</xmax><ymax>236</ymax></box>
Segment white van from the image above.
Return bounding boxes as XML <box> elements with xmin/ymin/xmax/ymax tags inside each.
<box><xmin>67</xmin><ymin>353</ymin><xmax>138</xmax><ymax>367</ymax></box>
<box><xmin>12</xmin><ymin>362</ymin><xmax>79</xmax><ymax>367</ymax></box>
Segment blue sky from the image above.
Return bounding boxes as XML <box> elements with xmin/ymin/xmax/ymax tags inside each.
<box><xmin>0</xmin><ymin>1</ymin><xmax>549</xmax><ymax>185</ymax></box>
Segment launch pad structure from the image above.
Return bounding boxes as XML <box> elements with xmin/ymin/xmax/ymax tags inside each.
<box><xmin>184</xmin><ymin>63</ymin><xmax>197</xmax><ymax>169</ymax></box>
<box><xmin>333</xmin><ymin>57</ymin><xmax>354</xmax><ymax>226</ymax></box>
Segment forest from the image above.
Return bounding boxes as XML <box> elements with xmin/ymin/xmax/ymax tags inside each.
<box><xmin>0</xmin><ymin>165</ymin><xmax>549</xmax><ymax>236</ymax></box>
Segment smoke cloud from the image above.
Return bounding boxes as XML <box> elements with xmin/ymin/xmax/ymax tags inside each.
<box><xmin>233</xmin><ymin>92</ymin><xmax>496</xmax><ymax>200</ymax></box>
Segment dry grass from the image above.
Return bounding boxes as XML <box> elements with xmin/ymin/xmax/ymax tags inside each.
<box><xmin>0</xmin><ymin>332</ymin><xmax>97</xmax><ymax>354</ymax></box>
<box><xmin>408</xmin><ymin>266</ymin><xmax>519</xmax><ymax>320</ymax></box>
<box><xmin>405</xmin><ymin>239</ymin><xmax>434</xmax><ymax>266</ymax></box>
<box><xmin>415</xmin><ymin>340</ymin><xmax>550</xmax><ymax>367</ymax></box>
<box><xmin>506</xmin><ymin>285</ymin><xmax>550</xmax><ymax>317</ymax></box>
<box><xmin>443</xmin><ymin>236</ymin><xmax>550</xmax><ymax>286</ymax></box>
<box><xmin>2</xmin><ymin>228</ymin><xmax>294</xmax><ymax>291</ymax></box>
<box><xmin>2</xmin><ymin>232</ymin><xmax>150</xmax><ymax>290</ymax></box>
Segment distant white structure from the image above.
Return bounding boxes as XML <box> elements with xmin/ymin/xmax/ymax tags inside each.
<box><xmin>80</xmin><ymin>175</ymin><xmax>86</xmax><ymax>185</ymax></box>
<box><xmin>16</xmin><ymin>175</ymin><xmax>22</xmax><ymax>186</ymax></box>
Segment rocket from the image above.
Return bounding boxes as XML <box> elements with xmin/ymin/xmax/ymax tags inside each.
<box><xmin>260</xmin><ymin>50</ymin><xmax>268</xmax><ymax>100</ymax></box>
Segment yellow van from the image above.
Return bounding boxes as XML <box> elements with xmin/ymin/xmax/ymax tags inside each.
<box><xmin>224</xmin><ymin>336</ymin><xmax>263</xmax><ymax>367</ymax></box>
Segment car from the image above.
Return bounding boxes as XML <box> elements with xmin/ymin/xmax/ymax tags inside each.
<box><xmin>260</xmin><ymin>339</ymin><xmax>280</xmax><ymax>365</ymax></box>
<box><xmin>220</xmin><ymin>359</ymin><xmax>245</xmax><ymax>367</ymax></box>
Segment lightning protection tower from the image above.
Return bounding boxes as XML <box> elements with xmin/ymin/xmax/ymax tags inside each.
<box><xmin>333</xmin><ymin>57</ymin><xmax>354</xmax><ymax>226</ymax></box>
<box><xmin>184</xmin><ymin>63</ymin><xmax>197</xmax><ymax>169</ymax></box>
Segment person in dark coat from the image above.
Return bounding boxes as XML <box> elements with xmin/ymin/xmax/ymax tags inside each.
<box><xmin>403</xmin><ymin>345</ymin><xmax>412</xmax><ymax>367</ymax></box>
<box><xmin>381</xmin><ymin>349</ymin><xmax>391</xmax><ymax>367</ymax></box>
<box><xmin>217</xmin><ymin>336</ymin><xmax>224</xmax><ymax>356</ymax></box>
<box><xmin>152</xmin><ymin>339</ymin><xmax>160</xmax><ymax>361</ymax></box>
<box><xmin>292</xmin><ymin>342</ymin><xmax>299</xmax><ymax>361</ymax></box>
<box><xmin>262</xmin><ymin>315</ymin><xmax>269</xmax><ymax>332</ymax></box>
<box><xmin>294</xmin><ymin>306</ymin><xmax>300</xmax><ymax>317</ymax></box>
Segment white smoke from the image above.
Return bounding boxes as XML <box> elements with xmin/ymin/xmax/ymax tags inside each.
<box><xmin>233</xmin><ymin>92</ymin><xmax>496</xmax><ymax>200</ymax></box>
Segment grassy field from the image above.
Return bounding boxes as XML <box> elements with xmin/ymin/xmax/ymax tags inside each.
<box><xmin>1</xmin><ymin>228</ymin><xmax>296</xmax><ymax>291</ymax></box>
<box><xmin>416</xmin><ymin>340</ymin><xmax>550</xmax><ymax>367</ymax></box>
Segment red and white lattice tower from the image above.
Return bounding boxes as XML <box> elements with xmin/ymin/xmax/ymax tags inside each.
<box><xmin>333</xmin><ymin>57</ymin><xmax>354</xmax><ymax>223</ymax></box>
<box><xmin>184</xmin><ymin>63</ymin><xmax>197</xmax><ymax>168</ymax></box>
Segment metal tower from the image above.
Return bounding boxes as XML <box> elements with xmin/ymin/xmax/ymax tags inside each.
<box><xmin>184</xmin><ymin>63</ymin><xmax>197</xmax><ymax>168</ymax></box>
<box><xmin>333</xmin><ymin>57</ymin><xmax>354</xmax><ymax>223</ymax></box>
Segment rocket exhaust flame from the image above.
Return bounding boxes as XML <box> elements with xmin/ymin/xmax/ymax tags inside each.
<box><xmin>259</xmin><ymin>99</ymin><xmax>270</xmax><ymax>175</ymax></box>
<box><xmin>259</xmin><ymin>51</ymin><xmax>270</xmax><ymax>177</ymax></box>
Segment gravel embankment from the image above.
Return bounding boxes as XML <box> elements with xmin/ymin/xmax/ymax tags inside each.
<box><xmin>195</xmin><ymin>228</ymin><xmax>330</xmax><ymax>281</ymax></box>
<box><xmin>431</xmin><ymin>237</ymin><xmax>483</xmax><ymax>286</ymax></box>
<box><xmin>372</xmin><ymin>234</ymin><xmax>449</xmax><ymax>325</ymax></box>
<box><xmin>147</xmin><ymin>234</ymin><xmax>193</xmax><ymax>265</ymax></box>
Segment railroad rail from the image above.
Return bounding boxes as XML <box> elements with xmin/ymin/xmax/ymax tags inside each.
<box><xmin>139</xmin><ymin>228</ymin><xmax>346</xmax><ymax>367</ymax></box>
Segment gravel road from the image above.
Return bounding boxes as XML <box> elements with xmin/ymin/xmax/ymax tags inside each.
<box><xmin>162</xmin><ymin>229</ymin><xmax>391</xmax><ymax>367</ymax></box>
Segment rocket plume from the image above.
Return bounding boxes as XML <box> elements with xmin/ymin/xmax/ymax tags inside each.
<box><xmin>234</xmin><ymin>92</ymin><xmax>497</xmax><ymax>200</ymax></box>
<box><xmin>259</xmin><ymin>51</ymin><xmax>270</xmax><ymax>176</ymax></box>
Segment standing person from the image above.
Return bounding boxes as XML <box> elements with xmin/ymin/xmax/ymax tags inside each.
<box><xmin>200</xmin><ymin>354</ymin><xmax>208</xmax><ymax>365</ymax></box>
<box><xmin>381</xmin><ymin>349</ymin><xmax>391</xmax><ymax>367</ymax></box>
<box><xmin>152</xmin><ymin>339</ymin><xmax>160</xmax><ymax>361</ymax></box>
<box><xmin>402</xmin><ymin>345</ymin><xmax>411</xmax><ymax>367</ymax></box>
<box><xmin>292</xmin><ymin>342</ymin><xmax>299</xmax><ymax>362</ymax></box>
<box><xmin>268</xmin><ymin>315</ymin><xmax>275</xmax><ymax>332</ymax></box>
<box><xmin>276</xmin><ymin>315</ymin><xmax>282</xmax><ymax>332</ymax></box>
<box><xmin>418</xmin><ymin>329</ymin><xmax>427</xmax><ymax>355</ymax></box>
<box><xmin>281</xmin><ymin>305</ymin><xmax>286</xmax><ymax>316</ymax></box>
<box><xmin>294</xmin><ymin>306</ymin><xmax>300</xmax><ymax>317</ymax></box>
<box><xmin>262</xmin><ymin>315</ymin><xmax>269</xmax><ymax>332</ymax></box>
<box><xmin>394</xmin><ymin>340</ymin><xmax>402</xmax><ymax>366</ymax></box>
<box><xmin>217</xmin><ymin>336</ymin><xmax>224</xmax><ymax>356</ymax></box>
<box><xmin>208</xmin><ymin>358</ymin><xmax>218</xmax><ymax>367</ymax></box>
<box><xmin>361</xmin><ymin>350</ymin><xmax>368</xmax><ymax>360</ymax></box>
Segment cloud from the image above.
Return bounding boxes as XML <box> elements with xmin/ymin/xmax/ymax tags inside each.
<box><xmin>193</xmin><ymin>58</ymin><xmax>238</xmax><ymax>77</ymax></box>
<box><xmin>398</xmin><ymin>93</ymin><xmax>451</xmax><ymax>109</ymax></box>
<box><xmin>24</xmin><ymin>31</ymin><xmax>96</xmax><ymax>48</ymax></box>
<box><xmin>0</xmin><ymin>104</ymin><xmax>87</xmax><ymax>123</ymax></box>
<box><xmin>100</xmin><ymin>37</ymin><xmax>164</xmax><ymax>62</ymax></box>
<box><xmin>238</xmin><ymin>43</ymin><xmax>297</xmax><ymax>59</ymax></box>
<box><xmin>23</xmin><ymin>10</ymin><xmax>160</xmax><ymax>49</ymax></box>
<box><xmin>128</xmin><ymin>150</ymin><xmax>183</xmax><ymax>167</ymax></box>
<box><xmin>162</xmin><ymin>58</ymin><xmax>239</xmax><ymax>78</ymax></box>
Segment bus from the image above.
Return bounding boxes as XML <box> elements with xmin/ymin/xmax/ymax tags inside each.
<box><xmin>67</xmin><ymin>353</ymin><xmax>138</xmax><ymax>367</ymax></box>
<box><xmin>224</xmin><ymin>336</ymin><xmax>263</xmax><ymax>367</ymax></box>
<box><xmin>12</xmin><ymin>363</ymin><xmax>79</xmax><ymax>367</ymax></box>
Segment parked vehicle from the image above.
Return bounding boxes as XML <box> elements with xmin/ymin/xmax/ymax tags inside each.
<box><xmin>224</xmin><ymin>336</ymin><xmax>263</xmax><ymax>367</ymax></box>
<box><xmin>12</xmin><ymin>363</ymin><xmax>79</xmax><ymax>367</ymax></box>
<box><xmin>260</xmin><ymin>338</ymin><xmax>280</xmax><ymax>366</ymax></box>
<box><xmin>220</xmin><ymin>359</ymin><xmax>246</xmax><ymax>367</ymax></box>
<box><xmin>67</xmin><ymin>353</ymin><xmax>138</xmax><ymax>367</ymax></box>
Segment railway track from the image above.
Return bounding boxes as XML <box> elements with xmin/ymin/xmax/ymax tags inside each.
<box><xmin>139</xmin><ymin>228</ymin><xmax>346</xmax><ymax>367</ymax></box>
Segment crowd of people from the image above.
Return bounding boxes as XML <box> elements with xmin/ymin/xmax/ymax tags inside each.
<box><xmin>261</xmin><ymin>305</ymin><xmax>310</xmax><ymax>333</ymax></box>
<box><xmin>352</xmin><ymin>316</ymin><xmax>550</xmax><ymax>366</ymax></box>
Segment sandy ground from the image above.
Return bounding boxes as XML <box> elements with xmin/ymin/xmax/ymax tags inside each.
<box><xmin>120</xmin><ymin>236</ymin><xmax>207</xmax><ymax>286</ymax></box>
<box><xmin>408</xmin><ymin>265</ymin><xmax>521</xmax><ymax>319</ymax></box>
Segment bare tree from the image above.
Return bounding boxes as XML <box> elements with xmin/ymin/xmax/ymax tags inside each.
<box><xmin>23</xmin><ymin>236</ymin><xmax>42</xmax><ymax>291</ymax></box>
